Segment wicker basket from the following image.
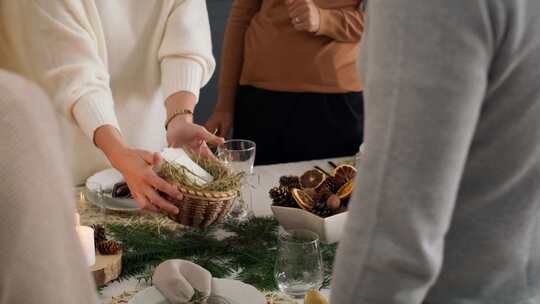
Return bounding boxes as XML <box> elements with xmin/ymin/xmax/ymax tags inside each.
<box><xmin>167</xmin><ymin>184</ymin><xmax>238</xmax><ymax>228</ymax></box>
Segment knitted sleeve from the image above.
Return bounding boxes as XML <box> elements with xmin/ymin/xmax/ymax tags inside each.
<box><xmin>215</xmin><ymin>0</ymin><xmax>262</xmax><ymax>112</ymax></box>
<box><xmin>1</xmin><ymin>0</ymin><xmax>120</xmax><ymax>142</ymax></box>
<box><xmin>317</xmin><ymin>3</ymin><xmax>365</xmax><ymax>43</ymax></box>
<box><xmin>158</xmin><ymin>0</ymin><xmax>216</xmax><ymax>102</ymax></box>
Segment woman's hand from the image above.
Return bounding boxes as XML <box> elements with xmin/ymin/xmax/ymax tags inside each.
<box><xmin>165</xmin><ymin>91</ymin><xmax>225</xmax><ymax>158</ymax></box>
<box><xmin>205</xmin><ymin>110</ymin><xmax>234</xmax><ymax>138</ymax></box>
<box><xmin>111</xmin><ymin>148</ymin><xmax>183</xmax><ymax>214</ymax></box>
<box><xmin>286</xmin><ymin>0</ymin><xmax>321</xmax><ymax>33</ymax></box>
<box><xmin>94</xmin><ymin>126</ymin><xmax>182</xmax><ymax>214</ymax></box>
<box><xmin>166</xmin><ymin>117</ymin><xmax>225</xmax><ymax>158</ymax></box>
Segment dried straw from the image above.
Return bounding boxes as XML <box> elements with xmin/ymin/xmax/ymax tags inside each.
<box><xmin>157</xmin><ymin>149</ymin><xmax>244</xmax><ymax>192</ymax></box>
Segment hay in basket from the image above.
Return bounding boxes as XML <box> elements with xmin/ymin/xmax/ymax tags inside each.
<box><xmin>156</xmin><ymin>149</ymin><xmax>244</xmax><ymax>228</ymax></box>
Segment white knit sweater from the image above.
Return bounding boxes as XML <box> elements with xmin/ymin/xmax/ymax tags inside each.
<box><xmin>0</xmin><ymin>0</ymin><xmax>215</xmax><ymax>184</ymax></box>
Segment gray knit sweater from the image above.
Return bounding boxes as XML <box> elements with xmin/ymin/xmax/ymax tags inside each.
<box><xmin>0</xmin><ymin>71</ymin><xmax>98</xmax><ymax>304</ymax></box>
<box><xmin>331</xmin><ymin>1</ymin><xmax>540</xmax><ymax>303</ymax></box>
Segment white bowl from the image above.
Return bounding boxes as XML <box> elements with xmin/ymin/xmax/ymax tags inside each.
<box><xmin>271</xmin><ymin>206</ymin><xmax>348</xmax><ymax>244</ymax></box>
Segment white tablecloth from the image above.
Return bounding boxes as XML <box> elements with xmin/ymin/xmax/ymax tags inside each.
<box><xmin>99</xmin><ymin>157</ymin><xmax>348</xmax><ymax>303</ymax></box>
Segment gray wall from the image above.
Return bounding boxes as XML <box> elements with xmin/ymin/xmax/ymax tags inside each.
<box><xmin>195</xmin><ymin>0</ymin><xmax>234</xmax><ymax>125</ymax></box>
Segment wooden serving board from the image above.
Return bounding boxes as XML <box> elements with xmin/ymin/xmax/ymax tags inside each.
<box><xmin>91</xmin><ymin>251</ymin><xmax>122</xmax><ymax>286</ymax></box>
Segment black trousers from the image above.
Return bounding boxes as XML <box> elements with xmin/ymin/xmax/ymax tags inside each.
<box><xmin>233</xmin><ymin>86</ymin><xmax>364</xmax><ymax>166</ymax></box>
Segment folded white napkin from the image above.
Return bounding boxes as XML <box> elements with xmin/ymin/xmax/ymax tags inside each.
<box><xmin>153</xmin><ymin>260</ymin><xmax>212</xmax><ymax>304</ymax></box>
<box><xmin>160</xmin><ymin>148</ymin><xmax>214</xmax><ymax>186</ymax></box>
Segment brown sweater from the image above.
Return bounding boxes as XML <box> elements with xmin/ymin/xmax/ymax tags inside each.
<box><xmin>217</xmin><ymin>0</ymin><xmax>364</xmax><ymax>112</ymax></box>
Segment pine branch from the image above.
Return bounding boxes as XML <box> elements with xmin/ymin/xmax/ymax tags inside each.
<box><xmin>105</xmin><ymin>217</ymin><xmax>338</xmax><ymax>291</ymax></box>
<box><xmin>321</xmin><ymin>243</ymin><xmax>338</xmax><ymax>288</ymax></box>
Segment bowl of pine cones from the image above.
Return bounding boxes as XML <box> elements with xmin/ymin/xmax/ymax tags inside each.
<box><xmin>269</xmin><ymin>165</ymin><xmax>357</xmax><ymax>244</ymax></box>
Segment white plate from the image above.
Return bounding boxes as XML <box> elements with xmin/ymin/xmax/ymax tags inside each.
<box><xmin>85</xmin><ymin>169</ymin><xmax>140</xmax><ymax>211</ymax></box>
<box><xmin>128</xmin><ymin>279</ymin><xmax>266</xmax><ymax>304</ymax></box>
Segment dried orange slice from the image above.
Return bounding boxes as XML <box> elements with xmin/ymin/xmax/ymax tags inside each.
<box><xmin>303</xmin><ymin>188</ymin><xmax>318</xmax><ymax>200</ymax></box>
<box><xmin>336</xmin><ymin>180</ymin><xmax>354</xmax><ymax>200</ymax></box>
<box><xmin>300</xmin><ymin>169</ymin><xmax>326</xmax><ymax>189</ymax></box>
<box><xmin>292</xmin><ymin>188</ymin><xmax>315</xmax><ymax>211</ymax></box>
<box><xmin>332</xmin><ymin>165</ymin><xmax>357</xmax><ymax>182</ymax></box>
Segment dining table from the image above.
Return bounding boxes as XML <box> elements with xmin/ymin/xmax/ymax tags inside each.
<box><xmin>78</xmin><ymin>157</ymin><xmax>351</xmax><ymax>304</ymax></box>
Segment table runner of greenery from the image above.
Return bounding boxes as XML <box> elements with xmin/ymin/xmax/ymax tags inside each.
<box><xmin>106</xmin><ymin>217</ymin><xmax>337</xmax><ymax>291</ymax></box>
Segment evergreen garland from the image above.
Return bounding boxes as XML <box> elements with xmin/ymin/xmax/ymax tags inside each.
<box><xmin>106</xmin><ymin>217</ymin><xmax>337</xmax><ymax>291</ymax></box>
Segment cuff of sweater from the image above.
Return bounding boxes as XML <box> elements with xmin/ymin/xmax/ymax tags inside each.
<box><xmin>72</xmin><ymin>91</ymin><xmax>121</xmax><ymax>142</ymax></box>
<box><xmin>161</xmin><ymin>57</ymin><xmax>204</xmax><ymax>102</ymax></box>
<box><xmin>316</xmin><ymin>8</ymin><xmax>333</xmax><ymax>37</ymax></box>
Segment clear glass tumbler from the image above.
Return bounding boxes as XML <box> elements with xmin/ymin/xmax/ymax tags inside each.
<box><xmin>217</xmin><ymin>139</ymin><xmax>256</xmax><ymax>175</ymax></box>
<box><xmin>274</xmin><ymin>230</ymin><xmax>324</xmax><ymax>298</ymax></box>
<box><xmin>217</xmin><ymin>139</ymin><xmax>256</xmax><ymax>219</ymax></box>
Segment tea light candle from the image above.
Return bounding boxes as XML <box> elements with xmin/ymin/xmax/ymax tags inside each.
<box><xmin>75</xmin><ymin>213</ymin><xmax>95</xmax><ymax>267</ymax></box>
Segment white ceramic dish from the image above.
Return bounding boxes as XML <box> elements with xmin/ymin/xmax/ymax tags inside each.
<box><xmin>128</xmin><ymin>278</ymin><xmax>266</xmax><ymax>304</ymax></box>
<box><xmin>85</xmin><ymin>169</ymin><xmax>139</xmax><ymax>211</ymax></box>
<box><xmin>271</xmin><ymin>206</ymin><xmax>348</xmax><ymax>244</ymax></box>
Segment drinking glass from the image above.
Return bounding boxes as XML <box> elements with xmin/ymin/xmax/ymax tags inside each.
<box><xmin>217</xmin><ymin>140</ymin><xmax>256</xmax><ymax>219</ymax></box>
<box><xmin>83</xmin><ymin>182</ymin><xmax>109</xmax><ymax>218</ymax></box>
<box><xmin>84</xmin><ymin>182</ymin><xmax>104</xmax><ymax>208</ymax></box>
<box><xmin>217</xmin><ymin>139</ymin><xmax>256</xmax><ymax>175</ymax></box>
<box><xmin>274</xmin><ymin>230</ymin><xmax>324</xmax><ymax>298</ymax></box>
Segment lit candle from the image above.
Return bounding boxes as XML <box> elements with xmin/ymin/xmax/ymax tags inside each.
<box><xmin>75</xmin><ymin>213</ymin><xmax>96</xmax><ymax>267</ymax></box>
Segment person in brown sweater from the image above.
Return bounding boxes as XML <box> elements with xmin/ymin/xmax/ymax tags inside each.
<box><xmin>206</xmin><ymin>0</ymin><xmax>364</xmax><ymax>165</ymax></box>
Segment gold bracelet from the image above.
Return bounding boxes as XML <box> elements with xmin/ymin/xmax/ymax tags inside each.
<box><xmin>165</xmin><ymin>109</ymin><xmax>194</xmax><ymax>130</ymax></box>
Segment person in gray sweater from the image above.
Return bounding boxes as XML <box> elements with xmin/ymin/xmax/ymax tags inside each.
<box><xmin>0</xmin><ymin>71</ymin><xmax>98</xmax><ymax>304</ymax></box>
<box><xmin>331</xmin><ymin>1</ymin><xmax>540</xmax><ymax>303</ymax></box>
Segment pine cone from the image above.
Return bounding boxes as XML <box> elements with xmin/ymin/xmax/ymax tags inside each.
<box><xmin>312</xmin><ymin>190</ymin><xmax>332</xmax><ymax>206</ymax></box>
<box><xmin>92</xmin><ymin>224</ymin><xmax>108</xmax><ymax>244</ymax></box>
<box><xmin>311</xmin><ymin>200</ymin><xmax>333</xmax><ymax>218</ymax></box>
<box><xmin>310</xmin><ymin>189</ymin><xmax>335</xmax><ymax>216</ymax></box>
<box><xmin>97</xmin><ymin>240</ymin><xmax>122</xmax><ymax>255</ymax></box>
<box><xmin>270</xmin><ymin>186</ymin><xmax>289</xmax><ymax>202</ymax></box>
<box><xmin>269</xmin><ymin>186</ymin><xmax>298</xmax><ymax>208</ymax></box>
<box><xmin>318</xmin><ymin>176</ymin><xmax>344</xmax><ymax>194</ymax></box>
<box><xmin>279</xmin><ymin>176</ymin><xmax>302</xmax><ymax>189</ymax></box>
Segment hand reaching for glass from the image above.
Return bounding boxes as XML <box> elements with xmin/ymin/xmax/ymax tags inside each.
<box><xmin>165</xmin><ymin>91</ymin><xmax>225</xmax><ymax>159</ymax></box>
<box><xmin>166</xmin><ymin>117</ymin><xmax>224</xmax><ymax>159</ymax></box>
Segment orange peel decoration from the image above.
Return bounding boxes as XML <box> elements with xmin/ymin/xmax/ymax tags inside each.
<box><xmin>332</xmin><ymin>165</ymin><xmax>357</xmax><ymax>182</ymax></box>
<box><xmin>292</xmin><ymin>188</ymin><xmax>315</xmax><ymax>211</ymax></box>
<box><xmin>336</xmin><ymin>180</ymin><xmax>354</xmax><ymax>200</ymax></box>
<box><xmin>300</xmin><ymin>169</ymin><xmax>326</xmax><ymax>189</ymax></box>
